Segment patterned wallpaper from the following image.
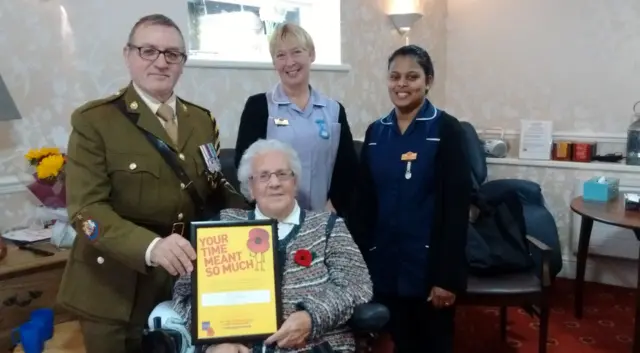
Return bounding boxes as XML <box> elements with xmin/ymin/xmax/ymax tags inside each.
<box><xmin>445</xmin><ymin>0</ymin><xmax>640</xmax><ymax>283</ymax></box>
<box><xmin>2</xmin><ymin>0</ymin><xmax>638</xmax><ymax>284</ymax></box>
<box><xmin>445</xmin><ymin>0</ymin><xmax>640</xmax><ymax>133</ymax></box>
<box><xmin>0</xmin><ymin>0</ymin><xmax>447</xmax><ymax>228</ymax></box>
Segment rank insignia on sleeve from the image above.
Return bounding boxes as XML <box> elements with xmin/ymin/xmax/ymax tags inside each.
<box><xmin>82</xmin><ymin>219</ymin><xmax>99</xmax><ymax>241</ymax></box>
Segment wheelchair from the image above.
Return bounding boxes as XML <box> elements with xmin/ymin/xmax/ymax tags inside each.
<box><xmin>141</xmin><ymin>301</ymin><xmax>390</xmax><ymax>353</ymax></box>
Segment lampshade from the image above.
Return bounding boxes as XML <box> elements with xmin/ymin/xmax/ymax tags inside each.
<box><xmin>388</xmin><ymin>12</ymin><xmax>423</xmax><ymax>34</ymax></box>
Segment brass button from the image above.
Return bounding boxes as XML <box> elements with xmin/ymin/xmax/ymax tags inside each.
<box><xmin>129</xmin><ymin>163</ymin><xmax>137</xmax><ymax>170</ymax></box>
<box><xmin>97</xmin><ymin>256</ymin><xmax>104</xmax><ymax>264</ymax></box>
<box><xmin>177</xmin><ymin>213</ymin><xmax>184</xmax><ymax>221</ymax></box>
<box><xmin>180</xmin><ymin>183</ymin><xmax>186</xmax><ymax>189</ymax></box>
<box><xmin>178</xmin><ymin>153</ymin><xmax>185</xmax><ymax>161</ymax></box>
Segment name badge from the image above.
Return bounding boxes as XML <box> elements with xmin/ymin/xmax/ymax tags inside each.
<box><xmin>199</xmin><ymin>143</ymin><xmax>221</xmax><ymax>173</ymax></box>
<box><xmin>401</xmin><ymin>152</ymin><xmax>417</xmax><ymax>161</ymax></box>
<box><xmin>274</xmin><ymin>118</ymin><xmax>289</xmax><ymax>126</ymax></box>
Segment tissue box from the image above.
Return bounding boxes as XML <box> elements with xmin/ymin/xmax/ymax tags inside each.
<box><xmin>583</xmin><ymin>176</ymin><xmax>620</xmax><ymax>202</ymax></box>
<box><xmin>624</xmin><ymin>193</ymin><xmax>640</xmax><ymax>211</ymax></box>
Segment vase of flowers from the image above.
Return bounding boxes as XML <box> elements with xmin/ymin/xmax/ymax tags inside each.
<box><xmin>24</xmin><ymin>147</ymin><xmax>67</xmax><ymax>209</ymax></box>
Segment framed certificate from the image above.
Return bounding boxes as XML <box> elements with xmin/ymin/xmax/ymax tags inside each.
<box><xmin>190</xmin><ymin>219</ymin><xmax>282</xmax><ymax>345</ymax></box>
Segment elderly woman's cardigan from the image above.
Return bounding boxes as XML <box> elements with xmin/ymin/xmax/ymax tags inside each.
<box><xmin>171</xmin><ymin>208</ymin><xmax>373</xmax><ymax>353</ymax></box>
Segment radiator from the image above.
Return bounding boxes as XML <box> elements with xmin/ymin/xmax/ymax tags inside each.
<box><xmin>571</xmin><ymin>178</ymin><xmax>640</xmax><ymax>260</ymax></box>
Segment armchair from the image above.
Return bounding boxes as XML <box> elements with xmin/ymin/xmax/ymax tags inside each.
<box><xmin>458</xmin><ymin>122</ymin><xmax>557</xmax><ymax>353</ymax></box>
<box><xmin>459</xmin><ymin>235</ymin><xmax>553</xmax><ymax>353</ymax></box>
<box><xmin>460</xmin><ymin>121</ymin><xmax>562</xmax><ymax>278</ymax></box>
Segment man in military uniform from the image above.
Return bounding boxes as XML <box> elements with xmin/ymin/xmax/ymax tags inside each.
<box><xmin>57</xmin><ymin>14</ymin><xmax>246</xmax><ymax>353</ymax></box>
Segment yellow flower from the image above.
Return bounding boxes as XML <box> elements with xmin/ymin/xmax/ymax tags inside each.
<box><xmin>39</xmin><ymin>147</ymin><xmax>61</xmax><ymax>156</ymax></box>
<box><xmin>25</xmin><ymin>147</ymin><xmax>63</xmax><ymax>166</ymax></box>
<box><xmin>25</xmin><ymin>149</ymin><xmax>41</xmax><ymax>162</ymax></box>
<box><xmin>36</xmin><ymin>154</ymin><xmax>65</xmax><ymax>180</ymax></box>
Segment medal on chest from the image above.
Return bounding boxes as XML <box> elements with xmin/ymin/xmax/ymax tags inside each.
<box><xmin>199</xmin><ymin>143</ymin><xmax>221</xmax><ymax>173</ymax></box>
<box><xmin>401</xmin><ymin>151</ymin><xmax>417</xmax><ymax>179</ymax></box>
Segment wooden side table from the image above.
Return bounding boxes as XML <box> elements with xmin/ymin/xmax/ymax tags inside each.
<box><xmin>0</xmin><ymin>242</ymin><xmax>71</xmax><ymax>351</ymax></box>
<box><xmin>571</xmin><ymin>196</ymin><xmax>640</xmax><ymax>352</ymax></box>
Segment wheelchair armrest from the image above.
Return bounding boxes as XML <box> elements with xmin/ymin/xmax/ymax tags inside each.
<box><xmin>347</xmin><ymin>303</ymin><xmax>390</xmax><ymax>333</ymax></box>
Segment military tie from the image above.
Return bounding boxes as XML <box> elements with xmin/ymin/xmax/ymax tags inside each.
<box><xmin>156</xmin><ymin>103</ymin><xmax>178</xmax><ymax>145</ymax></box>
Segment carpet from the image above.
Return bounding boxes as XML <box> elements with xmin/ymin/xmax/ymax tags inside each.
<box><xmin>371</xmin><ymin>279</ymin><xmax>635</xmax><ymax>353</ymax></box>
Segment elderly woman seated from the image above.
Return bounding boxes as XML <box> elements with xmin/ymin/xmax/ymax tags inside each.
<box><xmin>171</xmin><ymin>139</ymin><xmax>373</xmax><ymax>353</ymax></box>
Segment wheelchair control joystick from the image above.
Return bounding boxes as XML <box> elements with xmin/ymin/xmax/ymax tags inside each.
<box><xmin>153</xmin><ymin>316</ymin><xmax>162</xmax><ymax>330</ymax></box>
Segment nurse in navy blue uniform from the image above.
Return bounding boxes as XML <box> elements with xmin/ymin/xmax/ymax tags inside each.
<box><xmin>350</xmin><ymin>45</ymin><xmax>471</xmax><ymax>353</ymax></box>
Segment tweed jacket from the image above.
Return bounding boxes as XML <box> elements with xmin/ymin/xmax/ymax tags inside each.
<box><xmin>172</xmin><ymin>209</ymin><xmax>373</xmax><ymax>353</ymax></box>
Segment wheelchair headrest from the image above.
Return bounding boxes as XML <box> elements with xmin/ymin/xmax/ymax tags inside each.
<box><xmin>219</xmin><ymin>148</ymin><xmax>239</xmax><ymax>191</ymax></box>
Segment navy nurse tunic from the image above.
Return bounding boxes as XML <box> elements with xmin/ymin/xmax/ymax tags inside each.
<box><xmin>365</xmin><ymin>100</ymin><xmax>441</xmax><ymax>297</ymax></box>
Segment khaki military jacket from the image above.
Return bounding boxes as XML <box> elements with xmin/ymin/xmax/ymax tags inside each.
<box><xmin>57</xmin><ymin>83</ymin><xmax>245</xmax><ymax>324</ymax></box>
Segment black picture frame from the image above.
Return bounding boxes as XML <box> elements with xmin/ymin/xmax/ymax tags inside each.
<box><xmin>190</xmin><ymin>219</ymin><xmax>282</xmax><ymax>345</ymax></box>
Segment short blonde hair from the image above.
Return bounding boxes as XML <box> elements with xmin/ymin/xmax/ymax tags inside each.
<box><xmin>268</xmin><ymin>22</ymin><xmax>315</xmax><ymax>58</ymax></box>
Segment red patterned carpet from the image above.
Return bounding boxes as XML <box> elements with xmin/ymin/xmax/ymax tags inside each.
<box><xmin>371</xmin><ymin>279</ymin><xmax>635</xmax><ymax>352</ymax></box>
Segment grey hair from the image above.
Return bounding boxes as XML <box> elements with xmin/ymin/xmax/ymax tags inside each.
<box><xmin>237</xmin><ymin>139</ymin><xmax>302</xmax><ymax>200</ymax></box>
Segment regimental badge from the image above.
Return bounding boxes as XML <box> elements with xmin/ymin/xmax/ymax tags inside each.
<box><xmin>82</xmin><ymin>219</ymin><xmax>99</xmax><ymax>241</ymax></box>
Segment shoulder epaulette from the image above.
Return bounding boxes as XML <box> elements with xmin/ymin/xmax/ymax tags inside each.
<box><xmin>178</xmin><ymin>97</ymin><xmax>210</xmax><ymax>115</ymax></box>
<box><xmin>75</xmin><ymin>89</ymin><xmax>126</xmax><ymax>114</ymax></box>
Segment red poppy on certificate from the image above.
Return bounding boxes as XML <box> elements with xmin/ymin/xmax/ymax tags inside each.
<box><xmin>190</xmin><ymin>219</ymin><xmax>283</xmax><ymax>345</ymax></box>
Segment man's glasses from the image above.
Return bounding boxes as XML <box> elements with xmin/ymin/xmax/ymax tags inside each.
<box><xmin>250</xmin><ymin>170</ymin><xmax>295</xmax><ymax>183</ymax></box>
<box><xmin>127</xmin><ymin>44</ymin><xmax>187</xmax><ymax>64</ymax></box>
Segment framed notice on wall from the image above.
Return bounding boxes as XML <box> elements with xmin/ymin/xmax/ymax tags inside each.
<box><xmin>518</xmin><ymin>119</ymin><xmax>554</xmax><ymax>160</ymax></box>
<box><xmin>190</xmin><ymin>219</ymin><xmax>282</xmax><ymax>345</ymax></box>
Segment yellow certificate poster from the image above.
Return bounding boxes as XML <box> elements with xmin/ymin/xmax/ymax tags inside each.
<box><xmin>190</xmin><ymin>219</ymin><xmax>282</xmax><ymax>345</ymax></box>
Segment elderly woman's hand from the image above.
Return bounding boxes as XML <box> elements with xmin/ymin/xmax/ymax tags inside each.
<box><xmin>264</xmin><ymin>311</ymin><xmax>312</xmax><ymax>348</ymax></box>
<box><xmin>205</xmin><ymin>343</ymin><xmax>250</xmax><ymax>353</ymax></box>
<box><xmin>428</xmin><ymin>286</ymin><xmax>456</xmax><ymax>308</ymax></box>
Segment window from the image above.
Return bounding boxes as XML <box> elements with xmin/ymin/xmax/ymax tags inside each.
<box><xmin>186</xmin><ymin>0</ymin><xmax>342</xmax><ymax>67</ymax></box>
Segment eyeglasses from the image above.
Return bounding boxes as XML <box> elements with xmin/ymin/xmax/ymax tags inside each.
<box><xmin>127</xmin><ymin>44</ymin><xmax>187</xmax><ymax>64</ymax></box>
<box><xmin>250</xmin><ymin>170</ymin><xmax>295</xmax><ymax>183</ymax></box>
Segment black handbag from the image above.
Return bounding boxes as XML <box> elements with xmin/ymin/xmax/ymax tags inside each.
<box><xmin>467</xmin><ymin>190</ymin><xmax>535</xmax><ymax>275</ymax></box>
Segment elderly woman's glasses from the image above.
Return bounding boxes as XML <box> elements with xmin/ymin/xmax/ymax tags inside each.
<box><xmin>127</xmin><ymin>44</ymin><xmax>187</xmax><ymax>64</ymax></box>
<box><xmin>251</xmin><ymin>170</ymin><xmax>295</xmax><ymax>183</ymax></box>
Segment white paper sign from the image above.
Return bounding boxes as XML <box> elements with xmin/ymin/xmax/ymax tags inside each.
<box><xmin>519</xmin><ymin>120</ymin><xmax>553</xmax><ymax>160</ymax></box>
